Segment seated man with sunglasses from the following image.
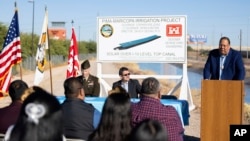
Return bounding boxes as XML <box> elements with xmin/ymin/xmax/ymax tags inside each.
<box><xmin>112</xmin><ymin>67</ymin><xmax>141</xmax><ymax>98</ymax></box>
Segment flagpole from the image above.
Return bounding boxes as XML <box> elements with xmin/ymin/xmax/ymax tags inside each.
<box><xmin>14</xmin><ymin>1</ymin><xmax>17</xmax><ymax>10</ymax></box>
<box><xmin>46</xmin><ymin>6</ymin><xmax>53</xmax><ymax>95</ymax></box>
<box><xmin>48</xmin><ymin>27</ymin><xmax>53</xmax><ymax>95</ymax></box>
<box><xmin>15</xmin><ymin>2</ymin><xmax>23</xmax><ymax>80</ymax></box>
<box><xmin>72</xmin><ymin>20</ymin><xmax>74</xmax><ymax>27</ymax></box>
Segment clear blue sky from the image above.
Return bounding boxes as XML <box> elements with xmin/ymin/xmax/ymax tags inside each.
<box><xmin>1</xmin><ymin>0</ymin><xmax>250</xmax><ymax>47</ymax></box>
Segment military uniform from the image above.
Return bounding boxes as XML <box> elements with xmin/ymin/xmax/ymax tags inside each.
<box><xmin>78</xmin><ymin>59</ymin><xmax>100</xmax><ymax>97</ymax></box>
<box><xmin>77</xmin><ymin>75</ymin><xmax>100</xmax><ymax>97</ymax></box>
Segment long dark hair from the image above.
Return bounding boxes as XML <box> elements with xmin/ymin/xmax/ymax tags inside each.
<box><xmin>130</xmin><ymin>119</ymin><xmax>168</xmax><ymax>141</ymax></box>
<box><xmin>9</xmin><ymin>86</ymin><xmax>63</xmax><ymax>141</ymax></box>
<box><xmin>88</xmin><ymin>93</ymin><xmax>131</xmax><ymax>141</ymax></box>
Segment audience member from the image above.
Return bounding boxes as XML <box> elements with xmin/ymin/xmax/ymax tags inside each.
<box><xmin>131</xmin><ymin>77</ymin><xmax>184</xmax><ymax>141</ymax></box>
<box><xmin>0</xmin><ymin>80</ymin><xmax>28</xmax><ymax>134</ymax></box>
<box><xmin>77</xmin><ymin>59</ymin><xmax>100</xmax><ymax>97</ymax></box>
<box><xmin>203</xmin><ymin>36</ymin><xmax>245</xmax><ymax>80</ymax></box>
<box><xmin>4</xmin><ymin>86</ymin><xmax>64</xmax><ymax>141</ymax></box>
<box><xmin>130</xmin><ymin>119</ymin><xmax>168</xmax><ymax>141</ymax></box>
<box><xmin>88</xmin><ymin>93</ymin><xmax>132</xmax><ymax>141</ymax></box>
<box><xmin>62</xmin><ymin>77</ymin><xmax>101</xmax><ymax>140</ymax></box>
<box><xmin>112</xmin><ymin>67</ymin><xmax>141</xmax><ymax>98</ymax></box>
<box><xmin>108</xmin><ymin>85</ymin><xmax>127</xmax><ymax>95</ymax></box>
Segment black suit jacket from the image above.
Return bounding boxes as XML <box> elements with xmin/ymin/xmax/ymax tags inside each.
<box><xmin>62</xmin><ymin>98</ymin><xmax>96</xmax><ymax>140</ymax></box>
<box><xmin>112</xmin><ymin>79</ymin><xmax>141</xmax><ymax>98</ymax></box>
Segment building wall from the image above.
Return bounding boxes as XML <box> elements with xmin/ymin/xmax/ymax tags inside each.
<box><xmin>48</xmin><ymin>28</ymin><xmax>66</xmax><ymax>40</ymax></box>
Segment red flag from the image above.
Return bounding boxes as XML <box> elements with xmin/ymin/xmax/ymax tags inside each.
<box><xmin>0</xmin><ymin>10</ymin><xmax>21</xmax><ymax>97</ymax></box>
<box><xmin>66</xmin><ymin>27</ymin><xmax>80</xmax><ymax>78</ymax></box>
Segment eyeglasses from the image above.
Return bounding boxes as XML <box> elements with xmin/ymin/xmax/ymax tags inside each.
<box><xmin>123</xmin><ymin>73</ymin><xmax>130</xmax><ymax>76</ymax></box>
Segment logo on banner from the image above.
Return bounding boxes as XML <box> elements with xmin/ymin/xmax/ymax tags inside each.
<box><xmin>100</xmin><ymin>24</ymin><xmax>113</xmax><ymax>38</ymax></box>
<box><xmin>166</xmin><ymin>24</ymin><xmax>182</xmax><ymax>37</ymax></box>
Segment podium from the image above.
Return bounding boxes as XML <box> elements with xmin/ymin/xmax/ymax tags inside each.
<box><xmin>201</xmin><ymin>80</ymin><xmax>244</xmax><ymax>141</ymax></box>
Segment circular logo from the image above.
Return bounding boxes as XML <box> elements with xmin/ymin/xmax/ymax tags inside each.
<box><xmin>100</xmin><ymin>24</ymin><xmax>113</xmax><ymax>38</ymax></box>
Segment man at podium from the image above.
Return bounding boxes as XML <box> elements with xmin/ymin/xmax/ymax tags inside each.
<box><xmin>203</xmin><ymin>36</ymin><xmax>245</xmax><ymax>80</ymax></box>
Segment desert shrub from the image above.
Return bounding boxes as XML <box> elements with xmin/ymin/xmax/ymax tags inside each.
<box><xmin>244</xmin><ymin>103</ymin><xmax>250</xmax><ymax>124</ymax></box>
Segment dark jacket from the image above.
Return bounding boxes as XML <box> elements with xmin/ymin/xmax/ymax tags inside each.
<box><xmin>112</xmin><ymin>79</ymin><xmax>141</xmax><ymax>98</ymax></box>
<box><xmin>0</xmin><ymin>101</ymin><xmax>22</xmax><ymax>133</ymax></box>
<box><xmin>62</xmin><ymin>98</ymin><xmax>96</xmax><ymax>140</ymax></box>
<box><xmin>77</xmin><ymin>75</ymin><xmax>100</xmax><ymax>97</ymax></box>
<box><xmin>203</xmin><ymin>48</ymin><xmax>245</xmax><ymax>80</ymax></box>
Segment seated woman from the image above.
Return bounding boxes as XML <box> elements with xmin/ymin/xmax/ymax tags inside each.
<box><xmin>87</xmin><ymin>92</ymin><xmax>132</xmax><ymax>141</ymax></box>
<box><xmin>4</xmin><ymin>86</ymin><xmax>65</xmax><ymax>141</ymax></box>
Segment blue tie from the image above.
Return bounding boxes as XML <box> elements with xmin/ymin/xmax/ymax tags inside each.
<box><xmin>219</xmin><ymin>56</ymin><xmax>225</xmax><ymax>80</ymax></box>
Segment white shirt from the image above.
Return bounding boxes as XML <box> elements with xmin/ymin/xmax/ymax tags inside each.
<box><xmin>122</xmin><ymin>81</ymin><xmax>128</xmax><ymax>92</ymax></box>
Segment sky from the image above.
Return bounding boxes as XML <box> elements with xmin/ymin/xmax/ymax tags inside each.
<box><xmin>1</xmin><ymin>0</ymin><xmax>250</xmax><ymax>47</ymax></box>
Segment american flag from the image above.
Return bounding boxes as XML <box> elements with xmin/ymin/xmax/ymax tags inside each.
<box><xmin>66</xmin><ymin>27</ymin><xmax>80</xmax><ymax>78</ymax></box>
<box><xmin>0</xmin><ymin>10</ymin><xmax>21</xmax><ymax>97</ymax></box>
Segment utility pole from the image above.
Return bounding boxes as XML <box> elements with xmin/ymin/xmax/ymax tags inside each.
<box><xmin>28</xmin><ymin>0</ymin><xmax>35</xmax><ymax>57</ymax></box>
<box><xmin>240</xmin><ymin>29</ymin><xmax>242</xmax><ymax>53</ymax></box>
<box><xmin>247</xmin><ymin>17</ymin><xmax>250</xmax><ymax>59</ymax></box>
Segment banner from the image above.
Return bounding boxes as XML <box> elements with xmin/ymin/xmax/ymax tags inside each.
<box><xmin>34</xmin><ymin>9</ymin><xmax>48</xmax><ymax>85</ymax></box>
<box><xmin>97</xmin><ymin>16</ymin><xmax>187</xmax><ymax>63</ymax></box>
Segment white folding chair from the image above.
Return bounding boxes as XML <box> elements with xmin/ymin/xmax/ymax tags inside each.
<box><xmin>0</xmin><ymin>133</ymin><xmax>5</xmax><ymax>141</ymax></box>
<box><xmin>66</xmin><ymin>138</ymin><xmax>85</xmax><ymax>141</ymax></box>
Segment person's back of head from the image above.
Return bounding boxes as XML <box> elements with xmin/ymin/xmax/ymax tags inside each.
<box><xmin>64</xmin><ymin>77</ymin><xmax>84</xmax><ymax>99</ymax></box>
<box><xmin>8</xmin><ymin>80</ymin><xmax>28</xmax><ymax>102</ymax></box>
<box><xmin>141</xmin><ymin>77</ymin><xmax>161</xmax><ymax>95</ymax></box>
<box><xmin>102</xmin><ymin>93</ymin><xmax>131</xmax><ymax>123</ymax></box>
<box><xmin>9</xmin><ymin>86</ymin><xmax>63</xmax><ymax>141</ymax></box>
<box><xmin>130</xmin><ymin>119</ymin><xmax>168</xmax><ymax>141</ymax></box>
<box><xmin>88</xmin><ymin>93</ymin><xmax>131</xmax><ymax>141</ymax></box>
<box><xmin>108</xmin><ymin>85</ymin><xmax>127</xmax><ymax>95</ymax></box>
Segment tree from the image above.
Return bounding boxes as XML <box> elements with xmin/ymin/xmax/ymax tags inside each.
<box><xmin>0</xmin><ymin>21</ymin><xmax>97</xmax><ymax>56</ymax></box>
<box><xmin>0</xmin><ymin>22</ymin><xmax>8</xmax><ymax>50</ymax></box>
<box><xmin>85</xmin><ymin>40</ymin><xmax>97</xmax><ymax>53</ymax></box>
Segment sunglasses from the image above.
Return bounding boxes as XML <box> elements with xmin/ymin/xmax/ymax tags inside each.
<box><xmin>123</xmin><ymin>73</ymin><xmax>130</xmax><ymax>76</ymax></box>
